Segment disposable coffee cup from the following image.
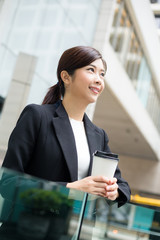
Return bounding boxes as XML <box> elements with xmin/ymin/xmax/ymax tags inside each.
<box><xmin>91</xmin><ymin>150</ymin><xmax>119</xmax><ymax>178</ymax></box>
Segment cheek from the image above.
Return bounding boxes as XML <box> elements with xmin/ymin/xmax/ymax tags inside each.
<box><xmin>80</xmin><ymin>75</ymin><xmax>91</xmax><ymax>86</ymax></box>
<box><xmin>101</xmin><ymin>82</ymin><xmax>105</xmax><ymax>92</ymax></box>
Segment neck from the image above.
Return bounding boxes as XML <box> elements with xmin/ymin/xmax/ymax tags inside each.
<box><xmin>62</xmin><ymin>96</ymin><xmax>87</xmax><ymax>121</ymax></box>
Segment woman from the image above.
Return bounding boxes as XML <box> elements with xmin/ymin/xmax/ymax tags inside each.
<box><xmin>2</xmin><ymin>46</ymin><xmax>130</xmax><ymax>207</ymax></box>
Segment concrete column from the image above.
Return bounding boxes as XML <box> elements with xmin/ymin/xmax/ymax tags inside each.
<box><xmin>0</xmin><ymin>52</ymin><xmax>37</xmax><ymax>163</ymax></box>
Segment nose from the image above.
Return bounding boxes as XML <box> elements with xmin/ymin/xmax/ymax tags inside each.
<box><xmin>95</xmin><ymin>73</ymin><xmax>102</xmax><ymax>84</ymax></box>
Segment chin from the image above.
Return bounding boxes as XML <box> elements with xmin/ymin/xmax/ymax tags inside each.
<box><xmin>88</xmin><ymin>98</ymin><xmax>98</xmax><ymax>104</ymax></box>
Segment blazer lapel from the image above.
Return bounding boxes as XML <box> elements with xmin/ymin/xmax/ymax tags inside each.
<box><xmin>52</xmin><ymin>102</ymin><xmax>78</xmax><ymax>181</ymax></box>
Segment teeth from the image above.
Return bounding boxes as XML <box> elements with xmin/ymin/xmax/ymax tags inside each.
<box><xmin>90</xmin><ymin>87</ymin><xmax>99</xmax><ymax>93</ymax></box>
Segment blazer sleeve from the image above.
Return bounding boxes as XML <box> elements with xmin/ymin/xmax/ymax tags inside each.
<box><xmin>103</xmin><ymin>130</ymin><xmax>131</xmax><ymax>207</ymax></box>
<box><xmin>2</xmin><ymin>104</ymin><xmax>42</xmax><ymax>173</ymax></box>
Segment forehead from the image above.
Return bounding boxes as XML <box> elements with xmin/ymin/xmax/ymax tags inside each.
<box><xmin>88</xmin><ymin>59</ymin><xmax>105</xmax><ymax>71</ymax></box>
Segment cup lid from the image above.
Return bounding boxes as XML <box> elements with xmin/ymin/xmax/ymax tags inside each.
<box><xmin>94</xmin><ymin>150</ymin><xmax>119</xmax><ymax>160</ymax></box>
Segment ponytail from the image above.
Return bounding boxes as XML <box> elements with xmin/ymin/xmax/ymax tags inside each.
<box><xmin>42</xmin><ymin>83</ymin><xmax>61</xmax><ymax>104</ymax></box>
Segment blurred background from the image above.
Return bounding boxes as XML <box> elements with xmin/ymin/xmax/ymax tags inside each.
<box><xmin>0</xmin><ymin>0</ymin><xmax>160</xmax><ymax>201</ymax></box>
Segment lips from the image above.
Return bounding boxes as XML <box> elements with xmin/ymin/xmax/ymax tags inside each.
<box><xmin>89</xmin><ymin>87</ymin><xmax>100</xmax><ymax>94</ymax></box>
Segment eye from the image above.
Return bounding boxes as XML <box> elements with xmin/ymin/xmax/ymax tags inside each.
<box><xmin>87</xmin><ymin>67</ymin><xmax>94</xmax><ymax>72</ymax></box>
<box><xmin>100</xmin><ymin>72</ymin><xmax>105</xmax><ymax>77</ymax></box>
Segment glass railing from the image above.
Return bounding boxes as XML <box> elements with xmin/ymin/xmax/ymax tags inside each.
<box><xmin>0</xmin><ymin>167</ymin><xmax>86</xmax><ymax>240</ymax></box>
<box><xmin>0</xmin><ymin>167</ymin><xmax>160</xmax><ymax>240</ymax></box>
<box><xmin>80</xmin><ymin>198</ymin><xmax>160</xmax><ymax>240</ymax></box>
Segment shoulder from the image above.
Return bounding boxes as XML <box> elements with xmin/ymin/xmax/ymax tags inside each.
<box><xmin>18</xmin><ymin>104</ymin><xmax>43</xmax><ymax>121</ymax></box>
<box><xmin>21</xmin><ymin>103</ymin><xmax>55</xmax><ymax>113</ymax></box>
<box><xmin>20</xmin><ymin>103</ymin><xmax>57</xmax><ymax>118</ymax></box>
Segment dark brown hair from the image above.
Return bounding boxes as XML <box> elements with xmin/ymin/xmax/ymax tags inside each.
<box><xmin>42</xmin><ymin>46</ymin><xmax>107</xmax><ymax>104</ymax></box>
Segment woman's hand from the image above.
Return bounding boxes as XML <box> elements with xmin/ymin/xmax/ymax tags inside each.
<box><xmin>66</xmin><ymin>176</ymin><xmax>119</xmax><ymax>200</ymax></box>
<box><xmin>67</xmin><ymin>176</ymin><xmax>107</xmax><ymax>197</ymax></box>
<box><xmin>105</xmin><ymin>178</ymin><xmax>119</xmax><ymax>201</ymax></box>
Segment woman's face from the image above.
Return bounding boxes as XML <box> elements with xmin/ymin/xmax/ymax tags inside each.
<box><xmin>65</xmin><ymin>58</ymin><xmax>105</xmax><ymax>105</ymax></box>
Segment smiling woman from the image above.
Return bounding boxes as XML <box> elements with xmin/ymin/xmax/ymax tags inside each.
<box><xmin>61</xmin><ymin>58</ymin><xmax>105</xmax><ymax>117</ymax></box>
<box><xmin>2</xmin><ymin>46</ymin><xmax>131</xmax><ymax>207</ymax></box>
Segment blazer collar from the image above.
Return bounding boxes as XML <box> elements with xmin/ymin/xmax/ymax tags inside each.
<box><xmin>52</xmin><ymin>101</ymin><xmax>99</xmax><ymax>180</ymax></box>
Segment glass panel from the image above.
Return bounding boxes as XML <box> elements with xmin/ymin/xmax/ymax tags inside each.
<box><xmin>137</xmin><ymin>57</ymin><xmax>151</xmax><ymax>107</ymax></box>
<box><xmin>80</xmin><ymin>195</ymin><xmax>160</xmax><ymax>239</ymax></box>
<box><xmin>147</xmin><ymin>82</ymin><xmax>160</xmax><ymax>131</ymax></box>
<box><xmin>38</xmin><ymin>7</ymin><xmax>59</xmax><ymax>27</ymax></box>
<box><xmin>155</xmin><ymin>16</ymin><xmax>160</xmax><ymax>29</ymax></box>
<box><xmin>9</xmin><ymin>32</ymin><xmax>28</xmax><ymax>50</ymax></box>
<box><xmin>14</xmin><ymin>9</ymin><xmax>35</xmax><ymax>27</ymax></box>
<box><xmin>0</xmin><ymin>167</ymin><xmax>86</xmax><ymax>239</ymax></box>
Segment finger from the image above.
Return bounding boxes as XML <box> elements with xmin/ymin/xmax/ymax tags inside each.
<box><xmin>94</xmin><ymin>182</ymin><xmax>107</xmax><ymax>189</ymax></box>
<box><xmin>98</xmin><ymin>193</ymin><xmax>107</xmax><ymax>197</ymax></box>
<box><xmin>106</xmin><ymin>190</ymin><xmax>118</xmax><ymax>200</ymax></box>
<box><xmin>105</xmin><ymin>177</ymin><xmax>117</xmax><ymax>185</ymax></box>
<box><xmin>96</xmin><ymin>191</ymin><xmax>107</xmax><ymax>198</ymax></box>
<box><xmin>112</xmin><ymin>178</ymin><xmax>117</xmax><ymax>184</ymax></box>
<box><xmin>91</xmin><ymin>187</ymin><xmax>107</xmax><ymax>195</ymax></box>
<box><xmin>106</xmin><ymin>183</ymin><xmax>118</xmax><ymax>192</ymax></box>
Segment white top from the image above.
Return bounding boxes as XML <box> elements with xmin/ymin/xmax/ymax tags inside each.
<box><xmin>69</xmin><ymin>118</ymin><xmax>90</xmax><ymax>180</ymax></box>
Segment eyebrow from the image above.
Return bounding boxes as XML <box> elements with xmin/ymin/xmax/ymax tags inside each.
<box><xmin>88</xmin><ymin>64</ymin><xmax>105</xmax><ymax>72</ymax></box>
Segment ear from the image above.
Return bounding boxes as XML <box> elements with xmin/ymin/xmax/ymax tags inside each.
<box><xmin>60</xmin><ymin>70</ymin><xmax>71</xmax><ymax>85</ymax></box>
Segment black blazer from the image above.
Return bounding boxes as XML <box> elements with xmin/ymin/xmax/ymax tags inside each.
<box><xmin>2</xmin><ymin>100</ymin><xmax>130</xmax><ymax>206</ymax></box>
